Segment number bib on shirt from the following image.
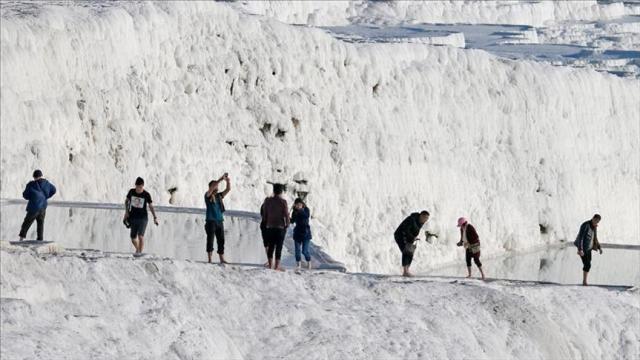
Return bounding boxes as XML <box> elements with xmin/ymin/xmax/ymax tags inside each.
<box><xmin>131</xmin><ymin>196</ymin><xmax>145</xmax><ymax>209</ymax></box>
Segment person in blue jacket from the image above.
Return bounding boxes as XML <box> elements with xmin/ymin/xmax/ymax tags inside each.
<box><xmin>18</xmin><ymin>170</ymin><xmax>56</xmax><ymax>241</ymax></box>
<box><xmin>291</xmin><ymin>198</ymin><xmax>312</xmax><ymax>269</ymax></box>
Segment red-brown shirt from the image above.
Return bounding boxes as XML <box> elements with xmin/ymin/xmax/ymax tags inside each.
<box><xmin>460</xmin><ymin>224</ymin><xmax>480</xmax><ymax>245</ymax></box>
<box><xmin>261</xmin><ymin>196</ymin><xmax>290</xmax><ymax>229</ymax></box>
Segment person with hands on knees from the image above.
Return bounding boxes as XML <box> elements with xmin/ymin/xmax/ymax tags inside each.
<box><xmin>124</xmin><ymin>177</ymin><xmax>158</xmax><ymax>255</ymax></box>
<box><xmin>574</xmin><ymin>214</ymin><xmax>602</xmax><ymax>286</ymax></box>
<box><xmin>394</xmin><ymin>210</ymin><xmax>430</xmax><ymax>277</ymax></box>
<box><xmin>204</xmin><ymin>173</ymin><xmax>231</xmax><ymax>264</ymax></box>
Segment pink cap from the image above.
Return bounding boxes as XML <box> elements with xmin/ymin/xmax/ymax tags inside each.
<box><xmin>457</xmin><ymin>217</ymin><xmax>467</xmax><ymax>227</ymax></box>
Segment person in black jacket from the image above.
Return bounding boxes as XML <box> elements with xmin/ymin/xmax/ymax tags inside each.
<box><xmin>394</xmin><ymin>211</ymin><xmax>430</xmax><ymax>277</ymax></box>
<box><xmin>291</xmin><ymin>198</ymin><xmax>312</xmax><ymax>269</ymax></box>
<box><xmin>574</xmin><ymin>214</ymin><xmax>602</xmax><ymax>286</ymax></box>
<box><xmin>18</xmin><ymin>170</ymin><xmax>56</xmax><ymax>241</ymax></box>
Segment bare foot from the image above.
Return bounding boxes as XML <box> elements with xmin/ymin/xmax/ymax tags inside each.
<box><xmin>274</xmin><ymin>267</ymin><xmax>285</xmax><ymax>272</ymax></box>
<box><xmin>466</xmin><ymin>274</ymin><xmax>471</xmax><ymax>278</ymax></box>
<box><xmin>582</xmin><ymin>282</ymin><xmax>588</xmax><ymax>286</ymax></box>
<box><xmin>263</xmin><ymin>261</ymin><xmax>270</xmax><ymax>268</ymax></box>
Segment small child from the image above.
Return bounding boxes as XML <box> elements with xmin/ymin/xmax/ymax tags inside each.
<box><xmin>291</xmin><ymin>198</ymin><xmax>312</xmax><ymax>269</ymax></box>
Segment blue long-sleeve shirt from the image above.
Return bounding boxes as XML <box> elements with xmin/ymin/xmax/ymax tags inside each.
<box><xmin>22</xmin><ymin>179</ymin><xmax>56</xmax><ymax>213</ymax></box>
<box><xmin>291</xmin><ymin>207</ymin><xmax>312</xmax><ymax>241</ymax></box>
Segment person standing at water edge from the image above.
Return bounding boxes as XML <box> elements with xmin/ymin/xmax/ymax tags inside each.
<box><xmin>291</xmin><ymin>198</ymin><xmax>312</xmax><ymax>269</ymax></box>
<box><xmin>124</xmin><ymin>177</ymin><xmax>158</xmax><ymax>255</ymax></box>
<box><xmin>456</xmin><ymin>217</ymin><xmax>486</xmax><ymax>280</ymax></box>
<box><xmin>205</xmin><ymin>173</ymin><xmax>231</xmax><ymax>264</ymax></box>
<box><xmin>394</xmin><ymin>211</ymin><xmax>430</xmax><ymax>277</ymax></box>
<box><xmin>261</xmin><ymin>183</ymin><xmax>289</xmax><ymax>271</ymax></box>
<box><xmin>574</xmin><ymin>214</ymin><xmax>603</xmax><ymax>286</ymax></box>
<box><xmin>18</xmin><ymin>170</ymin><xmax>56</xmax><ymax>241</ymax></box>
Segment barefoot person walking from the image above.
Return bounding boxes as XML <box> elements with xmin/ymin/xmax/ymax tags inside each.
<box><xmin>123</xmin><ymin>177</ymin><xmax>158</xmax><ymax>255</ymax></box>
<box><xmin>394</xmin><ymin>211</ymin><xmax>430</xmax><ymax>277</ymax></box>
<box><xmin>456</xmin><ymin>217</ymin><xmax>486</xmax><ymax>280</ymax></box>
<box><xmin>260</xmin><ymin>183</ymin><xmax>289</xmax><ymax>271</ymax></box>
<box><xmin>205</xmin><ymin>173</ymin><xmax>231</xmax><ymax>264</ymax></box>
<box><xmin>574</xmin><ymin>214</ymin><xmax>603</xmax><ymax>286</ymax></box>
<box><xmin>18</xmin><ymin>170</ymin><xmax>56</xmax><ymax>241</ymax></box>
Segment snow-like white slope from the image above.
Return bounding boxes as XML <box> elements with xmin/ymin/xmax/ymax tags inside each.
<box><xmin>1</xmin><ymin>245</ymin><xmax>638</xmax><ymax>360</ymax></box>
<box><xmin>1</xmin><ymin>2</ymin><xmax>639</xmax><ymax>274</ymax></box>
<box><xmin>233</xmin><ymin>0</ymin><xmax>635</xmax><ymax>27</ymax></box>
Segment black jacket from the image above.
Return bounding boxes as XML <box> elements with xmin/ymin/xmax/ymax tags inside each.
<box><xmin>574</xmin><ymin>220</ymin><xmax>600</xmax><ymax>251</ymax></box>
<box><xmin>394</xmin><ymin>213</ymin><xmax>424</xmax><ymax>242</ymax></box>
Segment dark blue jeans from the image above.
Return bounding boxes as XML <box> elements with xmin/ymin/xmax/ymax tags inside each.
<box><xmin>294</xmin><ymin>238</ymin><xmax>311</xmax><ymax>262</ymax></box>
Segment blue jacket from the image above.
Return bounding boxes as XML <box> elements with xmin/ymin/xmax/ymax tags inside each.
<box><xmin>291</xmin><ymin>207</ymin><xmax>312</xmax><ymax>241</ymax></box>
<box><xmin>22</xmin><ymin>179</ymin><xmax>56</xmax><ymax>213</ymax></box>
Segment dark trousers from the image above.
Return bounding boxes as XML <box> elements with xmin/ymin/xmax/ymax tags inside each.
<box><xmin>465</xmin><ymin>248</ymin><xmax>482</xmax><ymax>268</ymax></box>
<box><xmin>395</xmin><ymin>236</ymin><xmax>415</xmax><ymax>267</ymax></box>
<box><xmin>265</xmin><ymin>228</ymin><xmax>286</xmax><ymax>261</ymax></box>
<box><xmin>19</xmin><ymin>208</ymin><xmax>46</xmax><ymax>240</ymax></box>
<box><xmin>580</xmin><ymin>250</ymin><xmax>592</xmax><ymax>272</ymax></box>
<box><xmin>205</xmin><ymin>220</ymin><xmax>225</xmax><ymax>254</ymax></box>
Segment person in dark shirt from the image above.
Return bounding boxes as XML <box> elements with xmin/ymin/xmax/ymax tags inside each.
<box><xmin>291</xmin><ymin>198</ymin><xmax>312</xmax><ymax>269</ymax></box>
<box><xmin>123</xmin><ymin>177</ymin><xmax>158</xmax><ymax>255</ymax></box>
<box><xmin>204</xmin><ymin>173</ymin><xmax>231</xmax><ymax>264</ymax></box>
<box><xmin>18</xmin><ymin>169</ymin><xmax>56</xmax><ymax>241</ymax></box>
<box><xmin>574</xmin><ymin>214</ymin><xmax>603</xmax><ymax>286</ymax></box>
<box><xmin>260</xmin><ymin>183</ymin><xmax>289</xmax><ymax>271</ymax></box>
<box><xmin>394</xmin><ymin>211</ymin><xmax>430</xmax><ymax>277</ymax></box>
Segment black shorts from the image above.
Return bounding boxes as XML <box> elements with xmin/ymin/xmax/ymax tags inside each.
<box><xmin>129</xmin><ymin>218</ymin><xmax>148</xmax><ymax>238</ymax></box>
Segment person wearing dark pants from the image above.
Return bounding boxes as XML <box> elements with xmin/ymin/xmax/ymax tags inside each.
<box><xmin>204</xmin><ymin>173</ymin><xmax>231</xmax><ymax>264</ymax></box>
<box><xmin>574</xmin><ymin>214</ymin><xmax>602</xmax><ymax>286</ymax></box>
<box><xmin>394</xmin><ymin>211</ymin><xmax>430</xmax><ymax>277</ymax></box>
<box><xmin>291</xmin><ymin>198</ymin><xmax>312</xmax><ymax>269</ymax></box>
<box><xmin>18</xmin><ymin>170</ymin><xmax>56</xmax><ymax>241</ymax></box>
<box><xmin>456</xmin><ymin>217</ymin><xmax>486</xmax><ymax>280</ymax></box>
<box><xmin>124</xmin><ymin>177</ymin><xmax>159</xmax><ymax>255</ymax></box>
<box><xmin>260</xmin><ymin>183</ymin><xmax>289</xmax><ymax>271</ymax></box>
